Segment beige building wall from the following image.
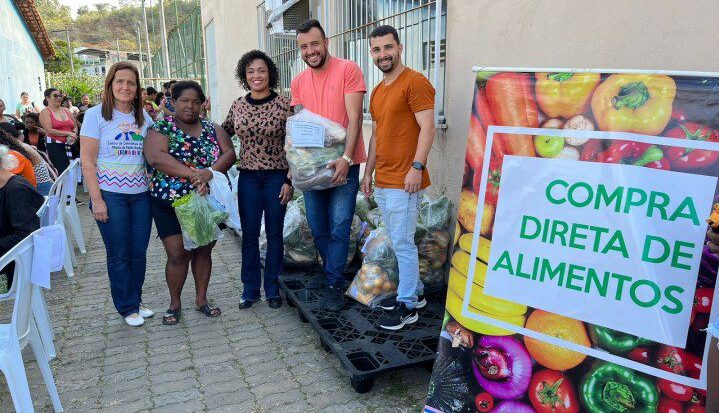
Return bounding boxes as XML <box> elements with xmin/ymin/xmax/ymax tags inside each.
<box><xmin>201</xmin><ymin>0</ymin><xmax>719</xmax><ymax>206</ymax></box>
<box><xmin>200</xmin><ymin>0</ymin><xmax>261</xmax><ymax>122</ymax></box>
<box><xmin>441</xmin><ymin>0</ymin><xmax>719</xmax><ymax>205</ymax></box>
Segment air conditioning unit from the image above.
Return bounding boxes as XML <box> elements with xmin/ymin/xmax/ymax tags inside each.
<box><xmin>266</xmin><ymin>0</ymin><xmax>310</xmax><ymax>34</ymax></box>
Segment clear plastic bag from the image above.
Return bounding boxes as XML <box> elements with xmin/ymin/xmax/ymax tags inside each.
<box><xmin>419</xmin><ymin>195</ymin><xmax>452</xmax><ymax>231</ymax></box>
<box><xmin>208</xmin><ymin>169</ymin><xmax>241</xmax><ymax>230</ymax></box>
<box><xmin>283</xmin><ymin>201</ymin><xmax>318</xmax><ymax>268</ymax></box>
<box><xmin>417</xmin><ymin>229</ymin><xmax>451</xmax><ymax>283</ymax></box>
<box><xmin>346</xmin><ymin>227</ymin><xmax>399</xmax><ymax>307</ymax></box>
<box><xmin>355</xmin><ymin>193</ymin><xmax>377</xmax><ymax>223</ymax></box>
<box><xmin>172</xmin><ymin>192</ymin><xmax>228</xmax><ymax>250</ymax></box>
<box><xmin>285</xmin><ymin>109</ymin><xmax>347</xmax><ymax>191</ymax></box>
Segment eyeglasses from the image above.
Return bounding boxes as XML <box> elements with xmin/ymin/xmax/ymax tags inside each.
<box><xmin>50</xmin><ymin>94</ymin><xmax>61</xmax><ymax>98</ymax></box>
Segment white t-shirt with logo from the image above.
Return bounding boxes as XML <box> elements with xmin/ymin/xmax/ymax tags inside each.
<box><xmin>80</xmin><ymin>105</ymin><xmax>153</xmax><ymax>194</ymax></box>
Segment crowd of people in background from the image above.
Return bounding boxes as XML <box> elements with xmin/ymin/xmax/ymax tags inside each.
<box><xmin>0</xmin><ymin>20</ymin><xmax>436</xmax><ymax>331</ymax></box>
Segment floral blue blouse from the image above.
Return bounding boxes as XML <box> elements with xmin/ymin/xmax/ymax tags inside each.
<box><xmin>148</xmin><ymin>116</ymin><xmax>220</xmax><ymax>201</ymax></box>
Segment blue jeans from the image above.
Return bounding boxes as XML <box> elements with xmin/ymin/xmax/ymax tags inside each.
<box><xmin>36</xmin><ymin>181</ymin><xmax>52</xmax><ymax>196</ymax></box>
<box><xmin>93</xmin><ymin>190</ymin><xmax>152</xmax><ymax>317</ymax></box>
<box><xmin>237</xmin><ymin>169</ymin><xmax>288</xmax><ymax>300</ymax></box>
<box><xmin>303</xmin><ymin>165</ymin><xmax>360</xmax><ymax>288</ymax></box>
<box><xmin>374</xmin><ymin>187</ymin><xmax>424</xmax><ymax>309</ymax></box>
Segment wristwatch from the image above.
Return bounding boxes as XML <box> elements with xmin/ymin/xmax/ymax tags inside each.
<box><xmin>342</xmin><ymin>154</ymin><xmax>353</xmax><ymax>166</ymax></box>
<box><xmin>412</xmin><ymin>161</ymin><xmax>425</xmax><ymax>171</ymax></box>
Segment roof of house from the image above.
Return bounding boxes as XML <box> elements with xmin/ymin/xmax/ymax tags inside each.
<box><xmin>13</xmin><ymin>0</ymin><xmax>56</xmax><ymax>59</ymax></box>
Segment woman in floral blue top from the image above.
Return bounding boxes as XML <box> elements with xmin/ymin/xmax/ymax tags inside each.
<box><xmin>144</xmin><ymin>81</ymin><xmax>236</xmax><ymax>325</ymax></box>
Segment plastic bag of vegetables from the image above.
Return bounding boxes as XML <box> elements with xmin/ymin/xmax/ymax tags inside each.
<box><xmin>345</xmin><ymin>226</ymin><xmax>399</xmax><ymax>307</ymax></box>
<box><xmin>283</xmin><ymin>201</ymin><xmax>318</xmax><ymax>268</ymax></box>
<box><xmin>285</xmin><ymin>109</ymin><xmax>347</xmax><ymax>191</ymax></box>
<box><xmin>417</xmin><ymin>229</ymin><xmax>451</xmax><ymax>283</ymax></box>
<box><xmin>419</xmin><ymin>195</ymin><xmax>452</xmax><ymax>231</ymax></box>
<box><xmin>355</xmin><ymin>192</ymin><xmax>377</xmax><ymax>223</ymax></box>
<box><xmin>172</xmin><ymin>192</ymin><xmax>228</xmax><ymax>250</ymax></box>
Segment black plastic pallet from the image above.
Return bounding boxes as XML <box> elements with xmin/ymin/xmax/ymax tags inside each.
<box><xmin>279</xmin><ymin>272</ymin><xmax>445</xmax><ymax>393</ymax></box>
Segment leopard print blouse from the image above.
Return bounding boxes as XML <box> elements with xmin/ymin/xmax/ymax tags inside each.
<box><xmin>222</xmin><ymin>92</ymin><xmax>293</xmax><ymax>170</ymax></box>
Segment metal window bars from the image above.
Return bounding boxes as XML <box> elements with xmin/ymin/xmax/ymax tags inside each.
<box><xmin>257</xmin><ymin>0</ymin><xmax>446</xmax><ymax>122</ymax></box>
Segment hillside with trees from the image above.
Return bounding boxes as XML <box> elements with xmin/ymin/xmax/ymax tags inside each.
<box><xmin>36</xmin><ymin>0</ymin><xmax>197</xmax><ymax>71</ymax></box>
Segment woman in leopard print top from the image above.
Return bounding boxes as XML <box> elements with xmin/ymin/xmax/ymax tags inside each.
<box><xmin>222</xmin><ymin>50</ymin><xmax>294</xmax><ymax>310</ymax></box>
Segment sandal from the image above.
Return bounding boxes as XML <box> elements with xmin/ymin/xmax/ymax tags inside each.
<box><xmin>162</xmin><ymin>309</ymin><xmax>181</xmax><ymax>325</ymax></box>
<box><xmin>196</xmin><ymin>304</ymin><xmax>221</xmax><ymax>317</ymax></box>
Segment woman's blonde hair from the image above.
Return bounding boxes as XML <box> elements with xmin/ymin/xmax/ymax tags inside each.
<box><xmin>0</xmin><ymin>145</ymin><xmax>18</xmax><ymax>171</ymax></box>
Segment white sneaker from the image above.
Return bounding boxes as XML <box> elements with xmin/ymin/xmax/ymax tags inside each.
<box><xmin>124</xmin><ymin>313</ymin><xmax>145</xmax><ymax>327</ymax></box>
<box><xmin>139</xmin><ymin>305</ymin><xmax>155</xmax><ymax>318</ymax></box>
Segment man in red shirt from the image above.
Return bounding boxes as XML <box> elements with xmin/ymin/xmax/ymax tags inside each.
<box><xmin>291</xmin><ymin>19</ymin><xmax>366</xmax><ymax>311</ymax></box>
<box><xmin>362</xmin><ymin>25</ymin><xmax>436</xmax><ymax>330</ymax></box>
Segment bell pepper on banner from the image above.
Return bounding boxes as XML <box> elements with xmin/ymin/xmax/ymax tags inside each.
<box><xmin>535</xmin><ymin>72</ymin><xmax>601</xmax><ymax>118</ymax></box>
<box><xmin>588</xmin><ymin>325</ymin><xmax>653</xmax><ymax>355</ymax></box>
<box><xmin>591</xmin><ymin>74</ymin><xmax>676</xmax><ymax>135</ymax></box>
<box><xmin>664</xmin><ymin>122</ymin><xmax>719</xmax><ymax>170</ymax></box>
<box><xmin>580</xmin><ymin>362</ymin><xmax>659</xmax><ymax>413</ymax></box>
<box><xmin>486</xmin><ymin>73</ymin><xmax>538</xmax><ymax>156</ymax></box>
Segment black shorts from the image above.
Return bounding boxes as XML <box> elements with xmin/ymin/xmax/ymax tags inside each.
<box><xmin>150</xmin><ymin>196</ymin><xmax>182</xmax><ymax>239</ymax></box>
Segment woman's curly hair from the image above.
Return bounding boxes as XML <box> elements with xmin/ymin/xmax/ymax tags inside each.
<box><xmin>235</xmin><ymin>50</ymin><xmax>279</xmax><ymax>91</ymax></box>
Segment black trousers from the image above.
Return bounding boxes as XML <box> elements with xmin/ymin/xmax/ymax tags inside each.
<box><xmin>46</xmin><ymin>141</ymin><xmax>70</xmax><ymax>174</ymax></box>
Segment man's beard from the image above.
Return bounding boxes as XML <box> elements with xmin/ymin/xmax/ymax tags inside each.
<box><xmin>303</xmin><ymin>51</ymin><xmax>327</xmax><ymax>68</ymax></box>
<box><xmin>376</xmin><ymin>56</ymin><xmax>395</xmax><ymax>73</ymax></box>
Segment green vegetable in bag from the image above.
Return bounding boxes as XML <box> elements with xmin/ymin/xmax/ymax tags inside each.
<box><xmin>172</xmin><ymin>193</ymin><xmax>227</xmax><ymax>249</ymax></box>
<box><xmin>419</xmin><ymin>196</ymin><xmax>452</xmax><ymax>231</ymax></box>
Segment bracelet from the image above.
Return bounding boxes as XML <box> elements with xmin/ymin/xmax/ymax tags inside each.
<box><xmin>285</xmin><ymin>177</ymin><xmax>293</xmax><ymax>186</ymax></box>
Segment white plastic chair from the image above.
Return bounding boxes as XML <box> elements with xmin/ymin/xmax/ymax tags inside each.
<box><xmin>48</xmin><ymin>171</ymin><xmax>74</xmax><ymax>278</ymax></box>
<box><xmin>63</xmin><ymin>160</ymin><xmax>86</xmax><ymax>255</ymax></box>
<box><xmin>0</xmin><ymin>234</ymin><xmax>63</xmax><ymax>412</ymax></box>
<box><xmin>0</xmin><ymin>199</ymin><xmax>63</xmax><ymax>362</ymax></box>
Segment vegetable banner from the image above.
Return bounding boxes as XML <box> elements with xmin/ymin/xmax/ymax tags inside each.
<box><xmin>425</xmin><ymin>69</ymin><xmax>719</xmax><ymax>413</ymax></box>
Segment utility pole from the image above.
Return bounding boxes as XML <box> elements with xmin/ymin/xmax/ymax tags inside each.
<box><xmin>65</xmin><ymin>26</ymin><xmax>74</xmax><ymax>74</ymax></box>
<box><xmin>158</xmin><ymin>0</ymin><xmax>171</xmax><ymax>78</ymax></box>
<box><xmin>116</xmin><ymin>38</ymin><xmax>121</xmax><ymax>62</ymax></box>
<box><xmin>142</xmin><ymin>0</ymin><xmax>154</xmax><ymax>80</ymax></box>
<box><xmin>136</xmin><ymin>23</ymin><xmax>144</xmax><ymax>80</ymax></box>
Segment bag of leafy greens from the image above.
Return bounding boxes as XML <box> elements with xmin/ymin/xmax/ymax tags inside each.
<box><xmin>172</xmin><ymin>192</ymin><xmax>228</xmax><ymax>250</ymax></box>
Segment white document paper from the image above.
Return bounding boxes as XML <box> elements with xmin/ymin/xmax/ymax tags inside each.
<box><xmin>290</xmin><ymin>121</ymin><xmax>325</xmax><ymax>148</ymax></box>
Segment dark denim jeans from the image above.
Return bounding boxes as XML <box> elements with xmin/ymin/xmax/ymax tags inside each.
<box><xmin>237</xmin><ymin>169</ymin><xmax>288</xmax><ymax>300</ymax></box>
<box><xmin>303</xmin><ymin>165</ymin><xmax>360</xmax><ymax>288</ymax></box>
<box><xmin>93</xmin><ymin>190</ymin><xmax>152</xmax><ymax>317</ymax></box>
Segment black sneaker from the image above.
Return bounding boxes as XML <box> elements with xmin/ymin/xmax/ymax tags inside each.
<box><xmin>379</xmin><ymin>295</ymin><xmax>426</xmax><ymax>311</ymax></box>
<box><xmin>238</xmin><ymin>298</ymin><xmax>259</xmax><ymax>309</ymax></box>
<box><xmin>379</xmin><ymin>302</ymin><xmax>418</xmax><ymax>331</ymax></box>
<box><xmin>306</xmin><ymin>276</ymin><xmax>327</xmax><ymax>290</ymax></box>
<box><xmin>267</xmin><ymin>297</ymin><xmax>282</xmax><ymax>309</ymax></box>
<box><xmin>322</xmin><ymin>286</ymin><xmax>345</xmax><ymax>312</ymax></box>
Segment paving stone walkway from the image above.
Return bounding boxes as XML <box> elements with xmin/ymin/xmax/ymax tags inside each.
<box><xmin>0</xmin><ymin>194</ymin><xmax>431</xmax><ymax>412</ymax></box>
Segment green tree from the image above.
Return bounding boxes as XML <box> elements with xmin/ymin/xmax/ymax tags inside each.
<box><xmin>44</xmin><ymin>40</ymin><xmax>83</xmax><ymax>74</ymax></box>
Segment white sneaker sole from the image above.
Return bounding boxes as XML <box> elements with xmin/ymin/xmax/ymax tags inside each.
<box><xmin>380</xmin><ymin>298</ymin><xmax>427</xmax><ymax>311</ymax></box>
<box><xmin>139</xmin><ymin>307</ymin><xmax>155</xmax><ymax>318</ymax></box>
<box><xmin>124</xmin><ymin>315</ymin><xmax>145</xmax><ymax>327</ymax></box>
<box><xmin>379</xmin><ymin>313</ymin><xmax>418</xmax><ymax>331</ymax></box>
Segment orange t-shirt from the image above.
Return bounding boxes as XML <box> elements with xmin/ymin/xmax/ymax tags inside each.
<box><xmin>290</xmin><ymin>56</ymin><xmax>368</xmax><ymax>164</ymax></box>
<box><xmin>9</xmin><ymin>150</ymin><xmax>37</xmax><ymax>188</ymax></box>
<box><xmin>369</xmin><ymin>68</ymin><xmax>435</xmax><ymax>189</ymax></box>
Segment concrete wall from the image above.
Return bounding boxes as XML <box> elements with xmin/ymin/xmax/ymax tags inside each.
<box><xmin>200</xmin><ymin>0</ymin><xmax>719</xmax><ymax>205</ymax></box>
<box><xmin>201</xmin><ymin>0</ymin><xmax>261</xmax><ymax>123</ymax></box>
<box><xmin>441</xmin><ymin>0</ymin><xmax>719</xmax><ymax>205</ymax></box>
<box><xmin>0</xmin><ymin>0</ymin><xmax>46</xmax><ymax>114</ymax></box>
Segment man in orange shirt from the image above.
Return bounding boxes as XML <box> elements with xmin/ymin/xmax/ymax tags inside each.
<box><xmin>362</xmin><ymin>25</ymin><xmax>436</xmax><ymax>330</ymax></box>
<box><xmin>291</xmin><ymin>19</ymin><xmax>366</xmax><ymax>311</ymax></box>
